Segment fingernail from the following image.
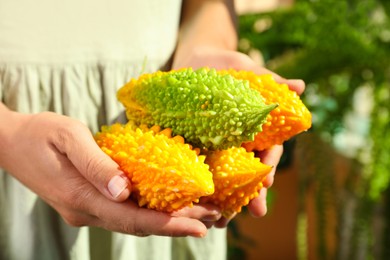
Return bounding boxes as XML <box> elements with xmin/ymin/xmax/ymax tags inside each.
<box><xmin>201</xmin><ymin>210</ymin><xmax>221</xmax><ymax>222</ymax></box>
<box><xmin>193</xmin><ymin>230</ymin><xmax>207</xmax><ymax>238</ymax></box>
<box><xmin>108</xmin><ymin>175</ymin><xmax>128</xmax><ymax>198</ymax></box>
<box><xmin>286</xmin><ymin>79</ymin><xmax>305</xmax><ymax>88</ymax></box>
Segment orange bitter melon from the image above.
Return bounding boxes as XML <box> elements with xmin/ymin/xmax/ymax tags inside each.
<box><xmin>219</xmin><ymin>69</ymin><xmax>312</xmax><ymax>151</ymax></box>
<box><xmin>204</xmin><ymin>147</ymin><xmax>272</xmax><ymax>218</ymax></box>
<box><xmin>94</xmin><ymin>123</ymin><xmax>214</xmax><ymax>212</ymax></box>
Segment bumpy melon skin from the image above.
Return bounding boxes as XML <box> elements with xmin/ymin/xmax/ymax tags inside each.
<box><xmin>95</xmin><ymin>67</ymin><xmax>312</xmax><ymax>215</ymax></box>
<box><xmin>203</xmin><ymin>147</ymin><xmax>272</xmax><ymax>218</ymax></box>
<box><xmin>94</xmin><ymin>123</ymin><xmax>214</xmax><ymax>212</ymax></box>
<box><xmin>218</xmin><ymin>70</ymin><xmax>312</xmax><ymax>151</ymax></box>
<box><xmin>117</xmin><ymin>68</ymin><xmax>277</xmax><ymax>150</ymax></box>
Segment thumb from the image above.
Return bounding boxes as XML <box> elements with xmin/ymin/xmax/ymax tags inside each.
<box><xmin>53</xmin><ymin>122</ymin><xmax>131</xmax><ymax>202</ymax></box>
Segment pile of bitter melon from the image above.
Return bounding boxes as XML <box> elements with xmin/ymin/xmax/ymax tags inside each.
<box><xmin>94</xmin><ymin>67</ymin><xmax>311</xmax><ymax>218</ymax></box>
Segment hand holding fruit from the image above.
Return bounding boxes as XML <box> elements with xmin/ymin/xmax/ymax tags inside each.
<box><xmin>94</xmin><ymin>64</ymin><xmax>311</xmax><ymax>226</ymax></box>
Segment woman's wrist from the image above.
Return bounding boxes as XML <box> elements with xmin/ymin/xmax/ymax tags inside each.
<box><xmin>0</xmin><ymin>103</ymin><xmax>29</xmax><ymax>169</ymax></box>
<box><xmin>173</xmin><ymin>0</ymin><xmax>237</xmax><ymax>69</ymax></box>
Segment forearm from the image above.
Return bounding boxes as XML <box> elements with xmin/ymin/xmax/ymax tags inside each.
<box><xmin>0</xmin><ymin>102</ymin><xmax>13</xmax><ymax>149</ymax></box>
<box><xmin>174</xmin><ymin>0</ymin><xmax>238</xmax><ymax>65</ymax></box>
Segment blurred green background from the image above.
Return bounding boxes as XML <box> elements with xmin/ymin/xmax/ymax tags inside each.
<box><xmin>228</xmin><ymin>0</ymin><xmax>390</xmax><ymax>259</ymax></box>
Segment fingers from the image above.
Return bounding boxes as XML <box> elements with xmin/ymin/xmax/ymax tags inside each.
<box><xmin>74</xmin><ymin>137</ymin><xmax>131</xmax><ymax>202</ymax></box>
<box><xmin>213</xmin><ymin>214</ymin><xmax>236</xmax><ymax>228</ymax></box>
<box><xmin>171</xmin><ymin>203</ymin><xmax>221</xmax><ymax>222</ymax></box>
<box><xmin>245</xmin><ymin>145</ymin><xmax>284</xmax><ymax>218</ymax></box>
<box><xmin>177</xmin><ymin>47</ymin><xmax>306</xmax><ymax>95</ymax></box>
<box><xmin>225</xmin><ymin>52</ymin><xmax>306</xmax><ymax>95</ymax></box>
<box><xmin>171</xmin><ymin>203</ymin><xmax>222</xmax><ymax>229</ymax></box>
<box><xmin>88</xmin><ymin>195</ymin><xmax>209</xmax><ymax>237</ymax></box>
<box><xmin>247</xmin><ymin>188</ymin><xmax>268</xmax><ymax>218</ymax></box>
<box><xmin>174</xmin><ymin>46</ymin><xmax>305</xmax><ymax>97</ymax></box>
<box><xmin>249</xmin><ymin>66</ymin><xmax>306</xmax><ymax>95</ymax></box>
<box><xmin>257</xmin><ymin>144</ymin><xmax>283</xmax><ymax>188</ymax></box>
<box><xmin>50</xmin><ymin>119</ymin><xmax>131</xmax><ymax>202</ymax></box>
<box><xmin>276</xmin><ymin>78</ymin><xmax>306</xmax><ymax>95</ymax></box>
<box><xmin>55</xmin><ymin>181</ymin><xmax>210</xmax><ymax>237</ymax></box>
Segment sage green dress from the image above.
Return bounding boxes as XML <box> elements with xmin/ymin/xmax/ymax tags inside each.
<box><xmin>0</xmin><ymin>0</ymin><xmax>227</xmax><ymax>259</ymax></box>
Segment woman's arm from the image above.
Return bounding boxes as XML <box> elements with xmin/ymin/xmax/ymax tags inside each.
<box><xmin>174</xmin><ymin>0</ymin><xmax>304</xmax><ymax>93</ymax></box>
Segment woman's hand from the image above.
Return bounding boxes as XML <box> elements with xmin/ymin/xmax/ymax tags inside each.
<box><xmin>173</xmin><ymin>46</ymin><xmax>305</xmax><ymax>94</ymax></box>
<box><xmin>0</xmin><ymin>105</ymin><xmax>221</xmax><ymax>237</ymax></box>
<box><xmin>172</xmin><ymin>46</ymin><xmax>306</xmax><ymax>227</ymax></box>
